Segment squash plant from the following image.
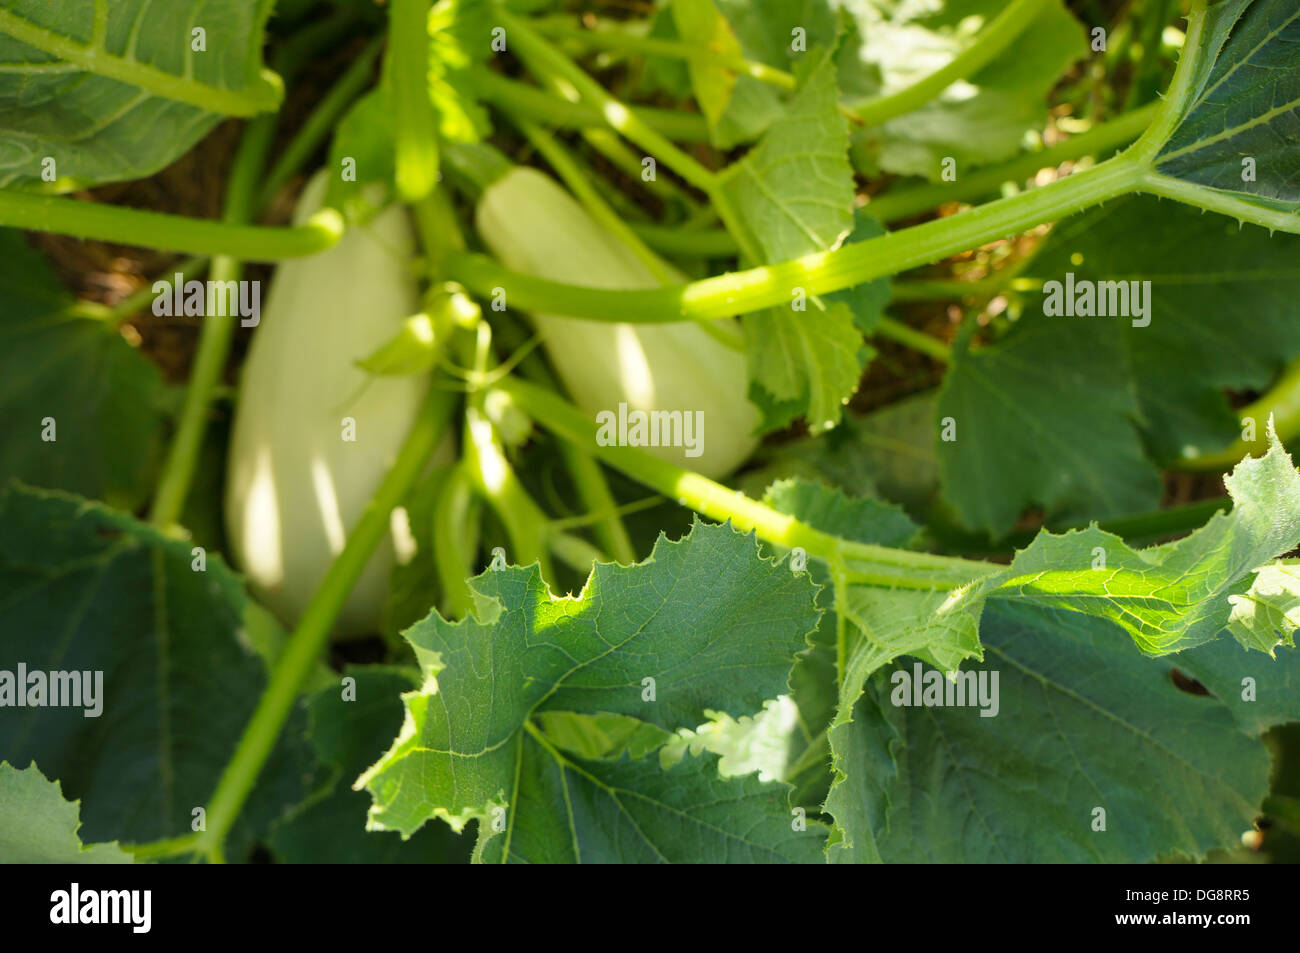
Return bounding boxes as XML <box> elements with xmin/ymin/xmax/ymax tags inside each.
<box><xmin>1</xmin><ymin>0</ymin><xmax>1300</xmax><ymax>866</ymax></box>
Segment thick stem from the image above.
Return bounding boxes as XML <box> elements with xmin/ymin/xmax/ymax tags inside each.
<box><xmin>389</xmin><ymin>0</ymin><xmax>440</xmax><ymax>202</ymax></box>
<box><xmin>196</xmin><ymin>386</ymin><xmax>457</xmax><ymax>859</ymax></box>
<box><xmin>444</xmin><ymin>154</ymin><xmax>1147</xmax><ymax>323</ymax></box>
<box><xmin>0</xmin><ymin>188</ymin><xmax>343</xmax><ymax>260</ymax></box>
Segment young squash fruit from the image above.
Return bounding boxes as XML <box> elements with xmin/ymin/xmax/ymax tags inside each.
<box><xmin>475</xmin><ymin>167</ymin><xmax>759</xmax><ymax>479</ymax></box>
<box><xmin>225</xmin><ymin>172</ymin><xmax>442</xmax><ymax>637</ymax></box>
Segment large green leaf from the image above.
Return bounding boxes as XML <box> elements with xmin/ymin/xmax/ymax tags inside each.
<box><xmin>0</xmin><ymin>0</ymin><xmax>281</xmax><ymax>188</ymax></box>
<box><xmin>938</xmin><ymin>196</ymin><xmax>1300</xmax><ymax>536</ymax></box>
<box><xmin>835</xmin><ymin>601</ymin><xmax>1275</xmax><ymax>863</ymax></box>
<box><xmin>840</xmin><ymin>0</ymin><xmax>1088</xmax><ymax>179</ymax></box>
<box><xmin>1156</xmin><ymin>0</ymin><xmax>1300</xmax><ymax>214</ymax></box>
<box><xmin>0</xmin><ymin>486</ymin><xmax>314</xmax><ymax>859</ymax></box>
<box><xmin>360</xmin><ymin>520</ymin><xmax>821</xmax><ymax>862</ymax></box>
<box><xmin>0</xmin><ymin>762</ymin><xmax>132</xmax><ymax>863</ymax></box>
<box><xmin>0</xmin><ymin>231</ymin><xmax>164</xmax><ymax>507</ymax></box>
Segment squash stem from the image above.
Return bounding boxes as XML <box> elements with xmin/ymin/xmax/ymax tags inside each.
<box><xmin>388</xmin><ymin>0</ymin><xmax>440</xmax><ymax>202</ymax></box>
<box><xmin>195</xmin><ymin>385</ymin><xmax>458</xmax><ymax>861</ymax></box>
<box><xmin>495</xmin><ymin>375</ymin><xmax>991</xmax><ymax>588</ymax></box>
<box><xmin>443</xmin><ymin>153</ymin><xmax>1148</xmax><ymax>324</ymax></box>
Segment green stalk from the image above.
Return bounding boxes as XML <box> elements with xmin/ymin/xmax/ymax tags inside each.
<box><xmin>389</xmin><ymin>0</ymin><xmax>440</xmax><ymax>202</ymax></box>
<box><xmin>489</xmin><ymin>306</ymin><xmax>637</xmax><ymax>566</ymax></box>
<box><xmin>499</xmin><ymin>7</ymin><xmax>718</xmax><ymax>194</ymax></box>
<box><xmin>432</xmin><ymin>463</ymin><xmax>480</xmax><ymax>618</ymax></box>
<box><xmin>259</xmin><ymin>38</ymin><xmax>383</xmax><ymax>207</ymax></box>
<box><xmin>1128</xmin><ymin>2</ymin><xmax>1207</xmax><ymax>165</ymax></box>
<box><xmin>532</xmin><ymin>18</ymin><xmax>797</xmax><ymax>89</ymax></box>
<box><xmin>475</xmin><ymin>71</ymin><xmax>710</xmax><ymax>142</ymax></box>
<box><xmin>462</xmin><ymin>327</ymin><xmax>556</xmax><ymax>581</ymax></box>
<box><xmin>0</xmin><ymin>188</ymin><xmax>343</xmax><ymax>260</ymax></box>
<box><xmin>443</xmin><ymin>153</ymin><xmax>1147</xmax><ymax>324</ymax></box>
<box><xmin>148</xmin><ymin>116</ymin><xmax>276</xmax><ymax>532</ymax></box>
<box><xmin>629</xmin><ymin>224</ymin><xmax>740</xmax><ymax>257</ymax></box>
<box><xmin>196</xmin><ymin>386</ymin><xmax>457</xmax><ymax>860</ymax></box>
<box><xmin>495</xmin><ymin>375</ymin><xmax>991</xmax><ymax>588</ymax></box>
<box><xmin>581</xmin><ymin>128</ymin><xmax>707</xmax><ymax>212</ymax></box>
<box><xmin>865</xmin><ymin>102</ymin><xmax>1159</xmax><ymax>222</ymax></box>
<box><xmin>1139</xmin><ymin>171</ymin><xmax>1300</xmax><ymax>234</ymax></box>
<box><xmin>554</xmin><ymin>443</ymin><xmax>637</xmax><ymax>565</ymax></box>
<box><xmin>874</xmin><ymin>315</ymin><xmax>952</xmax><ymax>362</ymax></box>
<box><xmin>629</xmin><ymin>103</ymin><xmax>1159</xmax><ymax>255</ymax></box>
<box><xmin>889</xmin><ymin>276</ymin><xmax>1042</xmax><ymax>301</ymax></box>
<box><xmin>848</xmin><ymin>0</ymin><xmax>1053</xmax><ymax>125</ymax></box>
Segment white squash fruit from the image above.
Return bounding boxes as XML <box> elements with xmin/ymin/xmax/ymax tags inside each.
<box><xmin>475</xmin><ymin>167</ymin><xmax>760</xmax><ymax>479</ymax></box>
<box><xmin>225</xmin><ymin>171</ymin><xmax>437</xmax><ymax>636</ymax></box>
